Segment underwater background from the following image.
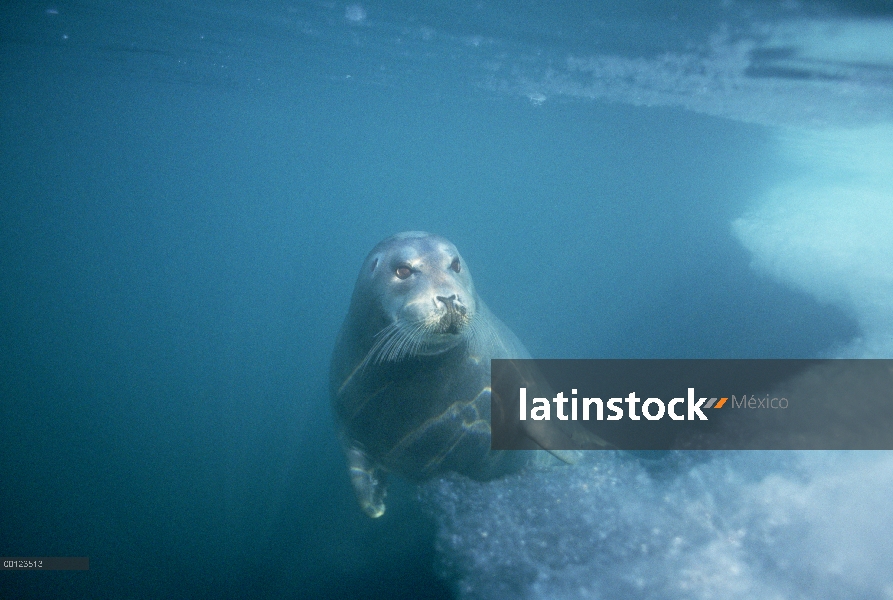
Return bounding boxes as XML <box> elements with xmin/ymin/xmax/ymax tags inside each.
<box><xmin>1</xmin><ymin>1</ymin><xmax>892</xmax><ymax>598</ymax></box>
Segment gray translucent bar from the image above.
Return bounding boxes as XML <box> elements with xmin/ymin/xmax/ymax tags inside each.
<box><xmin>1</xmin><ymin>557</ymin><xmax>89</xmax><ymax>570</ymax></box>
<box><xmin>491</xmin><ymin>359</ymin><xmax>893</xmax><ymax>450</ymax></box>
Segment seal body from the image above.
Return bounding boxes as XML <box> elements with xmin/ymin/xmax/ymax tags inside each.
<box><xmin>330</xmin><ymin>232</ymin><xmax>532</xmax><ymax>517</ymax></box>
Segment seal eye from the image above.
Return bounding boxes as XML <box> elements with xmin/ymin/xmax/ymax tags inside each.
<box><xmin>450</xmin><ymin>257</ymin><xmax>461</xmax><ymax>273</ymax></box>
<box><xmin>395</xmin><ymin>266</ymin><xmax>412</xmax><ymax>280</ymax></box>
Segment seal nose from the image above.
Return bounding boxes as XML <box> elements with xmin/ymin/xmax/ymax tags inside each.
<box><xmin>437</xmin><ymin>294</ymin><xmax>467</xmax><ymax>314</ymax></box>
<box><xmin>435</xmin><ymin>294</ymin><xmax>467</xmax><ymax>334</ymax></box>
<box><xmin>436</xmin><ymin>294</ymin><xmax>457</xmax><ymax>308</ymax></box>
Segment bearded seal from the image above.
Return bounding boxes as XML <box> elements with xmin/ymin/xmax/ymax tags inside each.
<box><xmin>330</xmin><ymin>232</ymin><xmax>583</xmax><ymax>518</ymax></box>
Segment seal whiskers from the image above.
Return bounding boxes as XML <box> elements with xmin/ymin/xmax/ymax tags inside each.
<box><xmin>358</xmin><ymin>319</ymin><xmax>429</xmax><ymax>369</ymax></box>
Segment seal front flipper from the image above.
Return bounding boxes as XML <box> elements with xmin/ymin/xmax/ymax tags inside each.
<box><xmin>521</xmin><ymin>419</ymin><xmax>613</xmax><ymax>457</ymax></box>
<box><xmin>344</xmin><ymin>442</ymin><xmax>387</xmax><ymax>518</ymax></box>
<box><xmin>546</xmin><ymin>449</ymin><xmax>582</xmax><ymax>464</ymax></box>
<box><xmin>491</xmin><ymin>358</ymin><xmax>615</xmax><ymax>456</ymax></box>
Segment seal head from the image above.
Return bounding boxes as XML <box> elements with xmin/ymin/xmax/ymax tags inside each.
<box><xmin>349</xmin><ymin>231</ymin><xmax>480</xmax><ymax>367</ymax></box>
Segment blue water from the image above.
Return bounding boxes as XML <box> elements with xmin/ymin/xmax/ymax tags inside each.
<box><xmin>2</xmin><ymin>1</ymin><xmax>891</xmax><ymax>598</ymax></box>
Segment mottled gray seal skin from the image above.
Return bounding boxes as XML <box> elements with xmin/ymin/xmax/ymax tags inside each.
<box><xmin>330</xmin><ymin>232</ymin><xmax>542</xmax><ymax>518</ymax></box>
